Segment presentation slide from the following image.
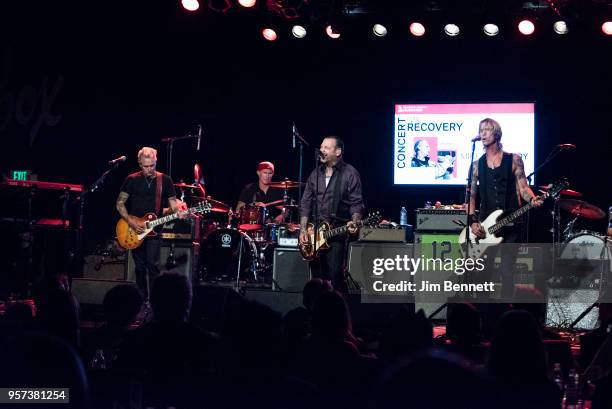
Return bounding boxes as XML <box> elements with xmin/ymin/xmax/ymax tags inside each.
<box><xmin>393</xmin><ymin>103</ymin><xmax>535</xmax><ymax>186</ymax></box>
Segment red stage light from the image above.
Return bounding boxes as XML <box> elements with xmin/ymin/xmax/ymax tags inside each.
<box><xmin>518</xmin><ymin>19</ymin><xmax>535</xmax><ymax>35</ymax></box>
<box><xmin>238</xmin><ymin>0</ymin><xmax>257</xmax><ymax>7</ymax></box>
<box><xmin>181</xmin><ymin>0</ymin><xmax>200</xmax><ymax>12</ymax></box>
<box><xmin>325</xmin><ymin>25</ymin><xmax>341</xmax><ymax>39</ymax></box>
<box><xmin>262</xmin><ymin>28</ymin><xmax>278</xmax><ymax>41</ymax></box>
<box><xmin>603</xmin><ymin>22</ymin><xmax>612</xmax><ymax>36</ymax></box>
<box><xmin>409</xmin><ymin>22</ymin><xmax>426</xmax><ymax>37</ymax></box>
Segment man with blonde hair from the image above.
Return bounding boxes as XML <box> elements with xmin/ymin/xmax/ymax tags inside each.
<box><xmin>116</xmin><ymin>147</ymin><xmax>182</xmax><ymax>300</ymax></box>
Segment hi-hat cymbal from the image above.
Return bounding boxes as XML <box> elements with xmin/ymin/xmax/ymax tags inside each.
<box><xmin>266</xmin><ymin>180</ymin><xmax>304</xmax><ymax>189</ymax></box>
<box><xmin>539</xmin><ymin>186</ymin><xmax>582</xmax><ymax>197</ymax></box>
<box><xmin>175</xmin><ymin>183</ymin><xmax>199</xmax><ymax>189</ymax></box>
<box><xmin>558</xmin><ymin>199</ymin><xmax>605</xmax><ymax>219</ymax></box>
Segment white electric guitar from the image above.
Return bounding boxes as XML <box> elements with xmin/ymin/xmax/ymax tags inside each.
<box><xmin>458</xmin><ymin>179</ymin><xmax>568</xmax><ymax>253</ymax></box>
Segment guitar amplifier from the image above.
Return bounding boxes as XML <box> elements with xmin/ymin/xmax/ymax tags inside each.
<box><xmin>358</xmin><ymin>226</ymin><xmax>413</xmax><ymax>243</ymax></box>
<box><xmin>160</xmin><ymin>217</ymin><xmax>200</xmax><ymax>241</ymax></box>
<box><xmin>415</xmin><ymin>208</ymin><xmax>467</xmax><ymax>232</ymax></box>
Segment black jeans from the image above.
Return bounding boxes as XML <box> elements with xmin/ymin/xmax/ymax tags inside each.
<box><xmin>309</xmin><ymin>237</ymin><xmax>346</xmax><ymax>292</ymax></box>
<box><xmin>131</xmin><ymin>236</ymin><xmax>161</xmax><ymax>300</ymax></box>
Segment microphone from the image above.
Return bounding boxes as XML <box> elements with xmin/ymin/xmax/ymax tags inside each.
<box><xmin>316</xmin><ymin>149</ymin><xmax>325</xmax><ymax>160</ymax></box>
<box><xmin>196</xmin><ymin>124</ymin><xmax>202</xmax><ymax>151</ymax></box>
<box><xmin>292</xmin><ymin>122</ymin><xmax>296</xmax><ymax>149</ymax></box>
<box><xmin>108</xmin><ymin>155</ymin><xmax>127</xmax><ymax>165</ymax></box>
<box><xmin>557</xmin><ymin>143</ymin><xmax>576</xmax><ymax>150</ymax></box>
<box><xmin>471</xmin><ymin>136</ymin><xmax>481</xmax><ymax>142</ymax></box>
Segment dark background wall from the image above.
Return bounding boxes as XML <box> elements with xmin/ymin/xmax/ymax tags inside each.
<box><xmin>1</xmin><ymin>0</ymin><xmax>610</xmax><ymax>253</ymax></box>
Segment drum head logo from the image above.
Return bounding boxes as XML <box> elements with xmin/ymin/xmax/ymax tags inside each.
<box><xmin>221</xmin><ymin>233</ymin><xmax>232</xmax><ymax>247</ymax></box>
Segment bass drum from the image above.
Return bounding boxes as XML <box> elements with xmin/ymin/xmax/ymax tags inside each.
<box><xmin>201</xmin><ymin>228</ymin><xmax>258</xmax><ymax>282</ymax></box>
<box><xmin>561</xmin><ymin>231</ymin><xmax>611</xmax><ymax>261</ymax></box>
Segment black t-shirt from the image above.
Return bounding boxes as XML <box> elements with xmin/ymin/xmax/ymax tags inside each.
<box><xmin>120</xmin><ymin>172</ymin><xmax>176</xmax><ymax>217</ymax></box>
<box><xmin>238</xmin><ymin>182</ymin><xmax>284</xmax><ymax>218</ymax></box>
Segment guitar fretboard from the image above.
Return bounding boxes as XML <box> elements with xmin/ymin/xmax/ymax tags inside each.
<box><xmin>488</xmin><ymin>195</ymin><xmax>544</xmax><ymax>234</ymax></box>
<box><xmin>147</xmin><ymin>205</ymin><xmax>209</xmax><ymax>229</ymax></box>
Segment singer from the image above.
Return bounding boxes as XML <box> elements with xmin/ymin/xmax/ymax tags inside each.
<box><xmin>299</xmin><ymin>136</ymin><xmax>365</xmax><ymax>292</ymax></box>
<box><xmin>467</xmin><ymin>118</ymin><xmax>543</xmax><ymax>298</ymax></box>
<box><xmin>115</xmin><ymin>146</ymin><xmax>184</xmax><ymax>301</ymax></box>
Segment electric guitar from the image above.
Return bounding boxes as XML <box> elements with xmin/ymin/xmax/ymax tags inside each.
<box><xmin>458</xmin><ymin>179</ymin><xmax>568</xmax><ymax>255</ymax></box>
<box><xmin>116</xmin><ymin>201</ymin><xmax>211</xmax><ymax>250</ymax></box>
<box><xmin>299</xmin><ymin>212</ymin><xmax>381</xmax><ymax>261</ymax></box>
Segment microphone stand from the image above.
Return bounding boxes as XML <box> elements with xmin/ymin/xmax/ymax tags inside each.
<box><xmin>77</xmin><ymin>162</ymin><xmax>123</xmax><ymax>279</ymax></box>
<box><xmin>293</xmin><ymin>126</ymin><xmax>310</xmax><ymax>204</ymax></box>
<box><xmin>161</xmin><ymin>131</ymin><xmax>200</xmax><ymax>178</ymax></box>
<box><xmin>464</xmin><ymin>139</ymin><xmax>478</xmax><ymax>258</ymax></box>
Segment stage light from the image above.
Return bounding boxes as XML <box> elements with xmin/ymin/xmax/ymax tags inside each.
<box><xmin>262</xmin><ymin>28</ymin><xmax>278</xmax><ymax>41</ymax></box>
<box><xmin>181</xmin><ymin>0</ymin><xmax>199</xmax><ymax>11</ymax></box>
<box><xmin>518</xmin><ymin>19</ymin><xmax>535</xmax><ymax>35</ymax></box>
<box><xmin>409</xmin><ymin>22</ymin><xmax>426</xmax><ymax>37</ymax></box>
<box><xmin>483</xmin><ymin>23</ymin><xmax>499</xmax><ymax>37</ymax></box>
<box><xmin>372</xmin><ymin>24</ymin><xmax>388</xmax><ymax>37</ymax></box>
<box><xmin>291</xmin><ymin>25</ymin><xmax>307</xmax><ymax>38</ymax></box>
<box><xmin>603</xmin><ymin>21</ymin><xmax>612</xmax><ymax>36</ymax></box>
<box><xmin>238</xmin><ymin>0</ymin><xmax>256</xmax><ymax>7</ymax></box>
<box><xmin>444</xmin><ymin>24</ymin><xmax>460</xmax><ymax>37</ymax></box>
<box><xmin>553</xmin><ymin>21</ymin><xmax>568</xmax><ymax>35</ymax></box>
<box><xmin>325</xmin><ymin>25</ymin><xmax>341</xmax><ymax>39</ymax></box>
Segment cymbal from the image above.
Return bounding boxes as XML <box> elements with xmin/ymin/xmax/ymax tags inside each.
<box><xmin>558</xmin><ymin>199</ymin><xmax>605</xmax><ymax>219</ymax></box>
<box><xmin>266</xmin><ymin>180</ymin><xmax>304</xmax><ymax>189</ymax></box>
<box><xmin>262</xmin><ymin>199</ymin><xmax>285</xmax><ymax>207</ymax></box>
<box><xmin>539</xmin><ymin>186</ymin><xmax>582</xmax><ymax>197</ymax></box>
<box><xmin>205</xmin><ymin>198</ymin><xmax>230</xmax><ymax>213</ymax></box>
<box><xmin>175</xmin><ymin>183</ymin><xmax>198</xmax><ymax>189</ymax></box>
<box><xmin>275</xmin><ymin>204</ymin><xmax>299</xmax><ymax>210</ymax></box>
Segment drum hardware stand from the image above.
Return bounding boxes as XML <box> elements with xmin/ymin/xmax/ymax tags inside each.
<box><xmin>568</xmin><ymin>235</ymin><xmax>611</xmax><ymax>329</ymax></box>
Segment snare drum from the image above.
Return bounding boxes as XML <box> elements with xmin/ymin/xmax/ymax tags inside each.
<box><xmin>201</xmin><ymin>228</ymin><xmax>258</xmax><ymax>282</ymax></box>
<box><xmin>239</xmin><ymin>204</ymin><xmax>267</xmax><ymax>231</ymax></box>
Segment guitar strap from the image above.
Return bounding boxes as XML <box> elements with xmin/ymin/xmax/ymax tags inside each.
<box><xmin>329</xmin><ymin>166</ymin><xmax>345</xmax><ymax>226</ymax></box>
<box><xmin>155</xmin><ymin>171</ymin><xmax>162</xmax><ymax>216</ymax></box>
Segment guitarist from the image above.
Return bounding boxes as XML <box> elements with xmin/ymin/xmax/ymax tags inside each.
<box><xmin>468</xmin><ymin>118</ymin><xmax>543</xmax><ymax>298</ymax></box>
<box><xmin>299</xmin><ymin>136</ymin><xmax>365</xmax><ymax>291</ymax></box>
<box><xmin>116</xmin><ymin>147</ymin><xmax>184</xmax><ymax>301</ymax></box>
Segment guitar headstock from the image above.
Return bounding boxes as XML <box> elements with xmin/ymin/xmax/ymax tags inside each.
<box><xmin>195</xmin><ymin>201</ymin><xmax>212</xmax><ymax>214</ymax></box>
<box><xmin>363</xmin><ymin>211</ymin><xmax>382</xmax><ymax>227</ymax></box>
<box><xmin>543</xmin><ymin>178</ymin><xmax>570</xmax><ymax>200</ymax></box>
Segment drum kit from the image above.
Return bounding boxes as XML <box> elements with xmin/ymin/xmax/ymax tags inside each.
<box><xmin>175</xmin><ymin>179</ymin><xmax>304</xmax><ymax>286</ymax></box>
<box><xmin>545</xmin><ymin>186</ymin><xmax>611</xmax><ymax>277</ymax></box>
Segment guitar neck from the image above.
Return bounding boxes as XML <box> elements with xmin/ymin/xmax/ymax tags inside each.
<box><xmin>323</xmin><ymin>220</ymin><xmax>364</xmax><ymax>240</ymax></box>
<box><xmin>489</xmin><ymin>200</ymin><xmax>538</xmax><ymax>234</ymax></box>
<box><xmin>148</xmin><ymin>208</ymin><xmax>194</xmax><ymax>228</ymax></box>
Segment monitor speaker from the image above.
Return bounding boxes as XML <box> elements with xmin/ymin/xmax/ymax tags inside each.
<box><xmin>272</xmin><ymin>247</ymin><xmax>310</xmax><ymax>292</ymax></box>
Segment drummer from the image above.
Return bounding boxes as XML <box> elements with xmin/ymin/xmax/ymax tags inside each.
<box><xmin>236</xmin><ymin>161</ymin><xmax>285</xmax><ymax>223</ymax></box>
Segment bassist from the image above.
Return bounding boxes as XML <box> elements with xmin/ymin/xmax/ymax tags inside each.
<box><xmin>116</xmin><ymin>147</ymin><xmax>184</xmax><ymax>301</ymax></box>
<box><xmin>468</xmin><ymin>119</ymin><xmax>543</xmax><ymax>298</ymax></box>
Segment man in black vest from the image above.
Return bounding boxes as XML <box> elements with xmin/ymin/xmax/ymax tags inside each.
<box><xmin>299</xmin><ymin>136</ymin><xmax>365</xmax><ymax>291</ymax></box>
<box><xmin>116</xmin><ymin>147</ymin><xmax>183</xmax><ymax>301</ymax></box>
<box><xmin>468</xmin><ymin>119</ymin><xmax>542</xmax><ymax>298</ymax></box>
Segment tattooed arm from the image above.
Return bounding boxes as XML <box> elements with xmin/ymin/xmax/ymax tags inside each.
<box><xmin>513</xmin><ymin>154</ymin><xmax>542</xmax><ymax>207</ymax></box>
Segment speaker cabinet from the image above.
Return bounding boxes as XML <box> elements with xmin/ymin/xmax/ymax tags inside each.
<box><xmin>127</xmin><ymin>240</ymin><xmax>199</xmax><ymax>283</ymax></box>
<box><xmin>71</xmin><ymin>278</ymin><xmax>137</xmax><ymax>306</ymax></box>
<box><xmin>272</xmin><ymin>247</ymin><xmax>310</xmax><ymax>292</ymax></box>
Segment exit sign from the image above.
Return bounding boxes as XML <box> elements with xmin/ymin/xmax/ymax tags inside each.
<box><xmin>11</xmin><ymin>170</ymin><xmax>31</xmax><ymax>180</ymax></box>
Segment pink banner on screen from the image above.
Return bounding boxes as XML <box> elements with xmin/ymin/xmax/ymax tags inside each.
<box><xmin>395</xmin><ymin>103</ymin><xmax>534</xmax><ymax>115</ymax></box>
